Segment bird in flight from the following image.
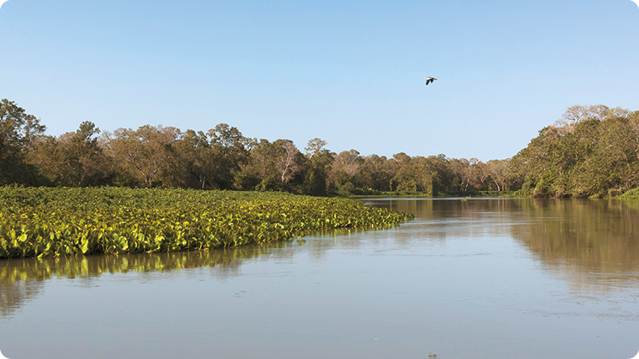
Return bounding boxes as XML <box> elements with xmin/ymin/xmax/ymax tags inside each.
<box><xmin>424</xmin><ymin>77</ymin><xmax>437</xmax><ymax>85</ymax></box>
<box><xmin>632</xmin><ymin>0</ymin><xmax>639</xmax><ymax>8</ymax></box>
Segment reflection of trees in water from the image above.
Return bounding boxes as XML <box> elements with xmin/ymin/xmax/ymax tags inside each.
<box><xmin>0</xmin><ymin>241</ymin><xmax>303</xmax><ymax>317</ymax></box>
<box><xmin>304</xmin><ymin>227</ymin><xmax>377</xmax><ymax>260</ymax></box>
<box><xmin>509</xmin><ymin>199</ymin><xmax>639</xmax><ymax>291</ymax></box>
<box><xmin>368</xmin><ymin>198</ymin><xmax>524</xmax><ymax>241</ymax></box>
<box><xmin>371</xmin><ymin>198</ymin><xmax>639</xmax><ymax>292</ymax></box>
<box><xmin>305</xmin><ymin>199</ymin><xmax>527</xmax><ymax>253</ymax></box>
<box><xmin>0</xmin><ymin>280</ymin><xmax>45</xmax><ymax>319</ymax></box>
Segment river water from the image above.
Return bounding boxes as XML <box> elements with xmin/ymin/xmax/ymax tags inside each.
<box><xmin>0</xmin><ymin>198</ymin><xmax>638</xmax><ymax>359</ymax></box>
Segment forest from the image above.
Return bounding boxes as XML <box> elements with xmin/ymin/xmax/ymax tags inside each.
<box><xmin>1</xmin><ymin>98</ymin><xmax>638</xmax><ymax>198</ymax></box>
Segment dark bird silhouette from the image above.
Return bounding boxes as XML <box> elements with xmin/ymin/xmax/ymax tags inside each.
<box><xmin>424</xmin><ymin>77</ymin><xmax>437</xmax><ymax>85</ymax></box>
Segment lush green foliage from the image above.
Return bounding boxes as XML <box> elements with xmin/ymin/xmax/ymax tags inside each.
<box><xmin>0</xmin><ymin>99</ymin><xmax>46</xmax><ymax>185</ymax></box>
<box><xmin>0</xmin><ymin>187</ymin><xmax>414</xmax><ymax>259</ymax></box>
<box><xmin>4</xmin><ymin>99</ymin><xmax>639</xmax><ymax>198</ymax></box>
<box><xmin>511</xmin><ymin>106</ymin><xmax>639</xmax><ymax>198</ymax></box>
<box><xmin>617</xmin><ymin>188</ymin><xmax>639</xmax><ymax>200</ymax></box>
<box><xmin>1</xmin><ymin>99</ymin><xmax>514</xmax><ymax>196</ymax></box>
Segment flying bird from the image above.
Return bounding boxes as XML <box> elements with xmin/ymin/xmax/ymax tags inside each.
<box><xmin>0</xmin><ymin>0</ymin><xmax>8</xmax><ymax>10</ymax></box>
<box><xmin>424</xmin><ymin>77</ymin><xmax>437</xmax><ymax>85</ymax></box>
<box><xmin>631</xmin><ymin>0</ymin><xmax>639</xmax><ymax>8</ymax></box>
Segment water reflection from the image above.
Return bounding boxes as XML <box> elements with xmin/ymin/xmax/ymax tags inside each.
<box><xmin>509</xmin><ymin>199</ymin><xmax>639</xmax><ymax>292</ymax></box>
<box><xmin>368</xmin><ymin>198</ymin><xmax>639</xmax><ymax>292</ymax></box>
<box><xmin>0</xmin><ymin>280</ymin><xmax>45</xmax><ymax>318</ymax></box>
<box><xmin>0</xmin><ymin>227</ymin><xmax>377</xmax><ymax>319</ymax></box>
<box><xmin>511</xmin><ymin>199</ymin><xmax>639</xmax><ymax>272</ymax></box>
<box><xmin>2</xmin><ymin>198</ymin><xmax>639</xmax><ymax>318</ymax></box>
<box><xmin>0</xmin><ymin>241</ymin><xmax>306</xmax><ymax>319</ymax></box>
<box><xmin>366</xmin><ymin>198</ymin><xmax>528</xmax><ymax>240</ymax></box>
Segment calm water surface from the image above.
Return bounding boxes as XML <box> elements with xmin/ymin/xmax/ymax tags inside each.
<box><xmin>1</xmin><ymin>198</ymin><xmax>638</xmax><ymax>359</ymax></box>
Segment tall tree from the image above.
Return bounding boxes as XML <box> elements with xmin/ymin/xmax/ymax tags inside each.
<box><xmin>328</xmin><ymin>150</ymin><xmax>361</xmax><ymax>191</ymax></box>
<box><xmin>276</xmin><ymin>140</ymin><xmax>301</xmax><ymax>185</ymax></box>
<box><xmin>28</xmin><ymin>121</ymin><xmax>107</xmax><ymax>186</ymax></box>
<box><xmin>238</xmin><ymin>139</ymin><xmax>281</xmax><ymax>191</ymax></box>
<box><xmin>63</xmin><ymin>121</ymin><xmax>106</xmax><ymax>186</ymax></box>
<box><xmin>304</xmin><ymin>138</ymin><xmax>328</xmax><ymax>158</ymax></box>
<box><xmin>486</xmin><ymin>159</ymin><xmax>510</xmax><ymax>191</ymax></box>
<box><xmin>207</xmin><ymin>124</ymin><xmax>249</xmax><ymax>189</ymax></box>
<box><xmin>356</xmin><ymin>154</ymin><xmax>394</xmax><ymax>192</ymax></box>
<box><xmin>106</xmin><ymin>125</ymin><xmax>180</xmax><ymax>187</ymax></box>
<box><xmin>174</xmin><ymin>129</ymin><xmax>217</xmax><ymax>189</ymax></box>
<box><xmin>300</xmin><ymin>138</ymin><xmax>332</xmax><ymax>195</ymax></box>
<box><xmin>0</xmin><ymin>99</ymin><xmax>46</xmax><ymax>185</ymax></box>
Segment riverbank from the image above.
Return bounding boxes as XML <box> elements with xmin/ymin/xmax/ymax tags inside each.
<box><xmin>0</xmin><ymin>187</ymin><xmax>414</xmax><ymax>259</ymax></box>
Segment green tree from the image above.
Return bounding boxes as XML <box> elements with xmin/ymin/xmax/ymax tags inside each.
<box><xmin>390</xmin><ymin>153</ymin><xmax>417</xmax><ymax>191</ymax></box>
<box><xmin>303</xmin><ymin>138</ymin><xmax>333</xmax><ymax>196</ymax></box>
<box><xmin>28</xmin><ymin>121</ymin><xmax>107</xmax><ymax>186</ymax></box>
<box><xmin>106</xmin><ymin>125</ymin><xmax>180</xmax><ymax>187</ymax></box>
<box><xmin>511</xmin><ymin>106</ymin><xmax>639</xmax><ymax>198</ymax></box>
<box><xmin>356</xmin><ymin>154</ymin><xmax>395</xmax><ymax>192</ymax></box>
<box><xmin>238</xmin><ymin>139</ymin><xmax>282</xmax><ymax>191</ymax></box>
<box><xmin>207</xmin><ymin>124</ymin><xmax>249</xmax><ymax>189</ymax></box>
<box><xmin>63</xmin><ymin>121</ymin><xmax>106</xmax><ymax>186</ymax></box>
<box><xmin>328</xmin><ymin>150</ymin><xmax>361</xmax><ymax>192</ymax></box>
<box><xmin>174</xmin><ymin>129</ymin><xmax>217</xmax><ymax>189</ymax></box>
<box><xmin>0</xmin><ymin>99</ymin><xmax>46</xmax><ymax>185</ymax></box>
<box><xmin>304</xmin><ymin>138</ymin><xmax>328</xmax><ymax>158</ymax></box>
<box><xmin>486</xmin><ymin>159</ymin><xmax>510</xmax><ymax>191</ymax></box>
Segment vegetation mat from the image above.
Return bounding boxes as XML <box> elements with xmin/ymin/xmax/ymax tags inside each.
<box><xmin>0</xmin><ymin>187</ymin><xmax>414</xmax><ymax>259</ymax></box>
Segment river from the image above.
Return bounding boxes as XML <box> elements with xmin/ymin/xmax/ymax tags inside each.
<box><xmin>0</xmin><ymin>198</ymin><xmax>638</xmax><ymax>359</ymax></box>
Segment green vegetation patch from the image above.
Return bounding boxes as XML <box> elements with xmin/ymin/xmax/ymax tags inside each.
<box><xmin>0</xmin><ymin>187</ymin><xmax>414</xmax><ymax>259</ymax></box>
<box><xmin>617</xmin><ymin>188</ymin><xmax>639</xmax><ymax>200</ymax></box>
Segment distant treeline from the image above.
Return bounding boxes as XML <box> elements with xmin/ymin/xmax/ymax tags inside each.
<box><xmin>1</xmin><ymin>99</ymin><xmax>637</xmax><ymax>197</ymax></box>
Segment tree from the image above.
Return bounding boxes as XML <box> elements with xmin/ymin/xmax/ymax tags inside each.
<box><xmin>328</xmin><ymin>150</ymin><xmax>361</xmax><ymax>191</ymax></box>
<box><xmin>390</xmin><ymin>153</ymin><xmax>417</xmax><ymax>191</ymax></box>
<box><xmin>207</xmin><ymin>124</ymin><xmax>249</xmax><ymax>189</ymax></box>
<box><xmin>174</xmin><ymin>129</ymin><xmax>217</xmax><ymax>189</ymax></box>
<box><xmin>486</xmin><ymin>159</ymin><xmax>510</xmax><ymax>191</ymax></box>
<box><xmin>0</xmin><ymin>99</ymin><xmax>46</xmax><ymax>185</ymax></box>
<box><xmin>588</xmin><ymin>116</ymin><xmax>639</xmax><ymax>195</ymax></box>
<box><xmin>276</xmin><ymin>140</ymin><xmax>301</xmax><ymax>185</ymax></box>
<box><xmin>106</xmin><ymin>125</ymin><xmax>180</xmax><ymax>187</ymax></box>
<box><xmin>302</xmin><ymin>138</ymin><xmax>333</xmax><ymax>196</ymax></box>
<box><xmin>390</xmin><ymin>155</ymin><xmax>446</xmax><ymax>195</ymax></box>
<box><xmin>63</xmin><ymin>121</ymin><xmax>106</xmax><ymax>186</ymax></box>
<box><xmin>356</xmin><ymin>154</ymin><xmax>395</xmax><ymax>192</ymax></box>
<box><xmin>553</xmin><ymin>105</ymin><xmax>630</xmax><ymax>135</ymax></box>
<box><xmin>238</xmin><ymin>138</ymin><xmax>285</xmax><ymax>191</ymax></box>
<box><xmin>511</xmin><ymin>105</ymin><xmax>639</xmax><ymax>197</ymax></box>
<box><xmin>28</xmin><ymin>121</ymin><xmax>107</xmax><ymax>187</ymax></box>
<box><xmin>554</xmin><ymin>105</ymin><xmax>609</xmax><ymax>134</ymax></box>
<box><xmin>304</xmin><ymin>138</ymin><xmax>328</xmax><ymax>158</ymax></box>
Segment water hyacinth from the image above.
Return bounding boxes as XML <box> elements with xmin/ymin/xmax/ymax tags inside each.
<box><xmin>0</xmin><ymin>187</ymin><xmax>414</xmax><ymax>259</ymax></box>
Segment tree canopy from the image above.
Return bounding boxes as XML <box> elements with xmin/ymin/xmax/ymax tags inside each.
<box><xmin>511</xmin><ymin>105</ymin><xmax>639</xmax><ymax>197</ymax></box>
<box><xmin>3</xmin><ymin>99</ymin><xmax>637</xmax><ymax>198</ymax></box>
<box><xmin>0</xmin><ymin>99</ymin><xmax>46</xmax><ymax>185</ymax></box>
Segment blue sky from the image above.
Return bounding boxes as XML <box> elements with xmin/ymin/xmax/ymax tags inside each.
<box><xmin>1</xmin><ymin>0</ymin><xmax>638</xmax><ymax>161</ymax></box>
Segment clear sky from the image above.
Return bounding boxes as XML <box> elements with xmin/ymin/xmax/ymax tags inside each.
<box><xmin>1</xmin><ymin>0</ymin><xmax>638</xmax><ymax>161</ymax></box>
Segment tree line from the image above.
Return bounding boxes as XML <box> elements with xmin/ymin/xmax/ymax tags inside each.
<box><xmin>1</xmin><ymin>99</ymin><xmax>637</xmax><ymax>197</ymax></box>
<box><xmin>511</xmin><ymin>105</ymin><xmax>639</xmax><ymax>197</ymax></box>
